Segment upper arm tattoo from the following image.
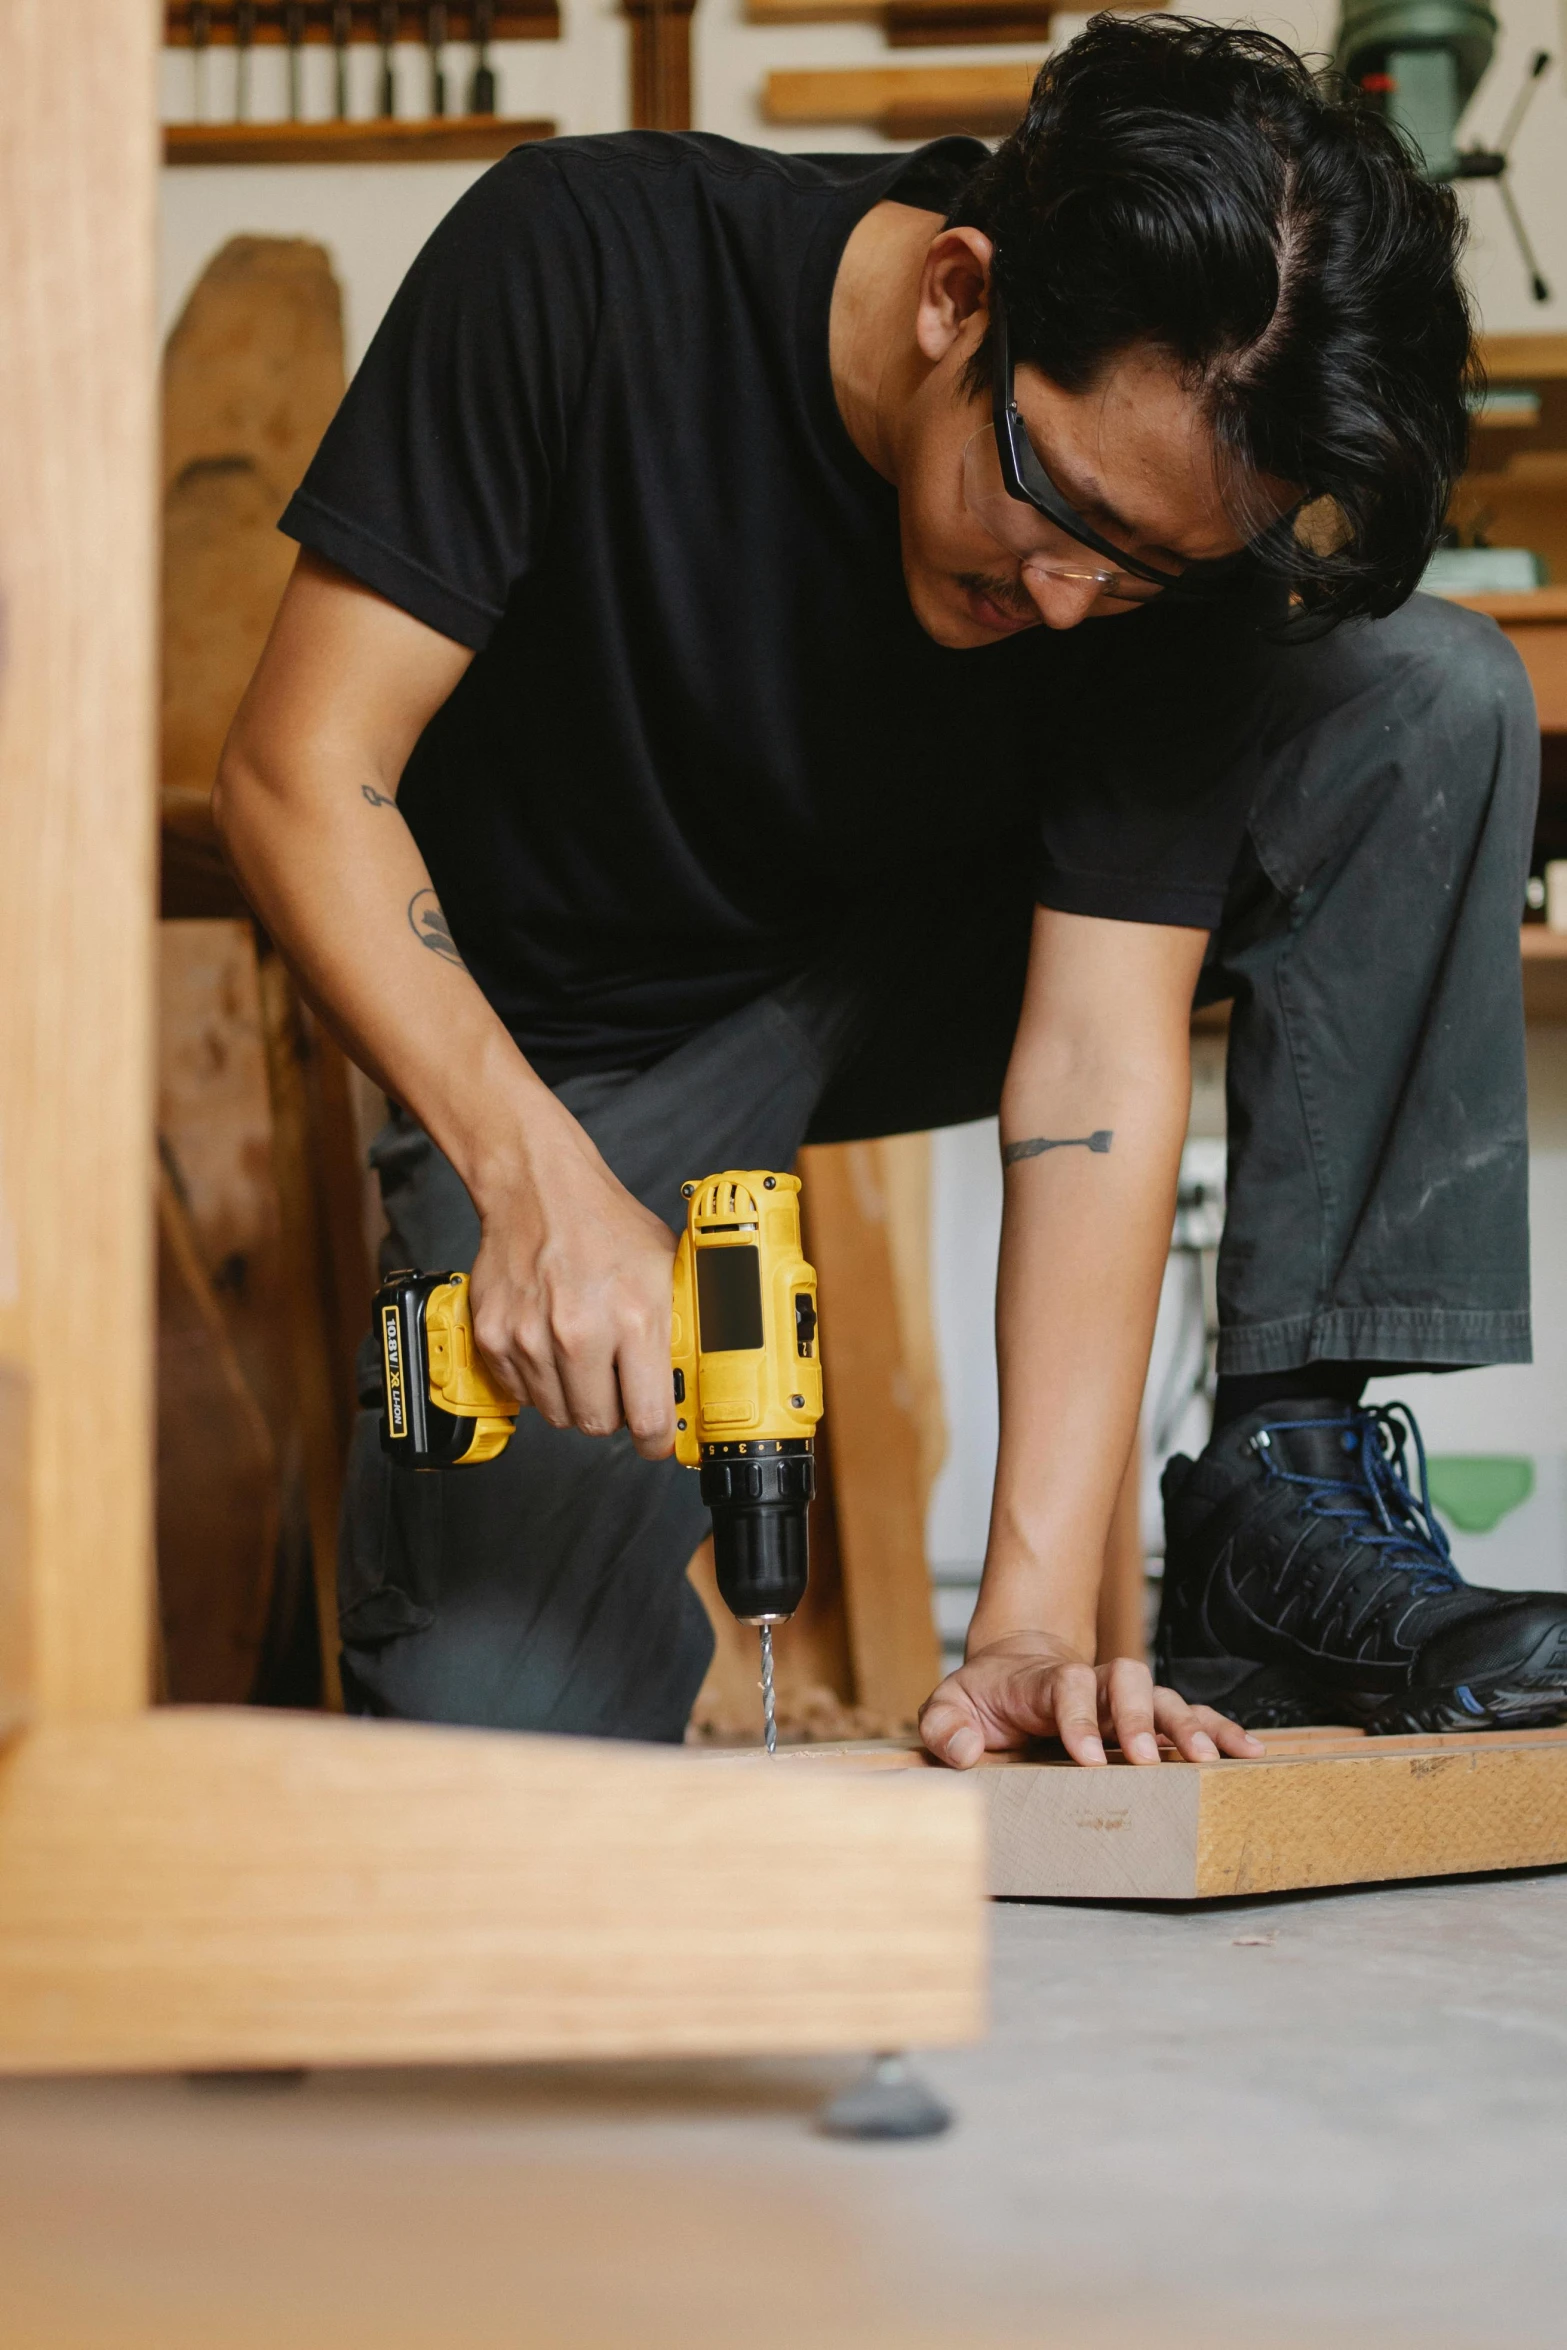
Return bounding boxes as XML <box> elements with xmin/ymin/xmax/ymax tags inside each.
<box><xmin>1002</xmin><ymin>1130</ymin><xmax>1114</xmax><ymax>1165</ymax></box>
<box><xmin>407</xmin><ymin>886</ymin><xmax>465</xmax><ymax>968</ymax></box>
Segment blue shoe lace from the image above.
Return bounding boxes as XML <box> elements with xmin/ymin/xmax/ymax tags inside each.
<box><xmin>1250</xmin><ymin>1402</ymin><xmax>1462</xmax><ymax>1597</ymax></box>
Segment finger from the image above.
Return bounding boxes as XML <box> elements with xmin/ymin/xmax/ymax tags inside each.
<box><xmin>1183</xmin><ymin>1700</ymin><xmax>1265</xmax><ymax>1760</ymax></box>
<box><xmin>1050</xmin><ymin>1662</ymin><xmax>1107</xmax><ymax>1767</ymax></box>
<box><xmin>556</xmin><ymin>1341</ymin><xmax>624</xmax><ymax>1438</ymax></box>
<box><xmin>1151</xmin><ymin>1688</ymin><xmax>1262</xmax><ymax>1763</ymax></box>
<box><xmin>1102</xmin><ymin>1655</ymin><xmax>1161</xmax><ymax>1766</ymax></box>
<box><xmin>472</xmin><ymin>1303</ymin><xmax>572</xmax><ymax>1431</ymax></box>
<box><xmin>918</xmin><ymin>1684</ymin><xmax>987</xmax><ymax>1770</ymax></box>
<box><xmin>615</xmin><ymin>1301</ymin><xmax>677</xmax><ymax>1462</ymax></box>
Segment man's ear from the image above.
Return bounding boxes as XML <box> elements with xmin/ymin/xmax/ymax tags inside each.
<box><xmin>914</xmin><ymin>227</ymin><xmax>994</xmax><ymax>368</ymax></box>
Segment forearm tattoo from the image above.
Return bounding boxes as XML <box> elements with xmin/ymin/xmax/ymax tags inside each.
<box><xmin>1002</xmin><ymin>1130</ymin><xmax>1114</xmax><ymax>1165</ymax></box>
<box><xmin>407</xmin><ymin>886</ymin><xmax>465</xmax><ymax>967</ymax></box>
<box><xmin>362</xmin><ymin>784</ymin><xmax>395</xmax><ymax>808</ymax></box>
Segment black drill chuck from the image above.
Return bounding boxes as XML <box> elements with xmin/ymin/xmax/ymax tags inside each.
<box><xmin>699</xmin><ymin>1440</ymin><xmax>814</xmax><ymax>1625</ymax></box>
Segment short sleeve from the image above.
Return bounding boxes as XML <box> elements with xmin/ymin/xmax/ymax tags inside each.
<box><xmin>279</xmin><ymin>146</ymin><xmax>600</xmax><ymax>651</ymax></box>
<box><xmin>1032</xmin><ymin>584</ymin><xmax>1288</xmax><ymax>932</ymax></box>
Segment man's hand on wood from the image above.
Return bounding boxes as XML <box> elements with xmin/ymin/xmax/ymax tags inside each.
<box><xmin>917</xmin><ymin>1632</ymin><xmax>1265</xmax><ymax>1769</ymax></box>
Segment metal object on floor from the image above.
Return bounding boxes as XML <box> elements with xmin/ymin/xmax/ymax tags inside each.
<box><xmin>817</xmin><ymin>2053</ymin><xmax>954</xmax><ymax>2141</ymax></box>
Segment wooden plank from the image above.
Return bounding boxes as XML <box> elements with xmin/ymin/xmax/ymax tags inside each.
<box><xmin>163</xmin><ymin>117</ymin><xmax>557</xmax><ymax>166</ymax></box>
<box><xmin>0</xmin><ymin>1367</ymin><xmax>30</xmax><ymax>1741</ymax></box>
<box><xmin>763</xmin><ymin>62</ymin><xmax>1038</xmax><ymax>133</ymax></box>
<box><xmin>746</xmin><ymin>0</ymin><xmax>1159</xmax><ymax>36</ymax></box>
<box><xmin>155</xmin><ymin>1169</ymin><xmax>279</xmax><ymax>1703</ymax></box>
<box><xmin>624</xmin><ymin>0</ymin><xmax>697</xmax><ymax>130</ymax></box>
<box><xmin>0</xmin><ymin>0</ymin><xmax>160</xmax><ymax>1718</ymax></box>
<box><xmin>1480</xmin><ymin>333</ymin><xmax>1567</xmax><ymax>381</ymax></box>
<box><xmin>254</xmin><ymin>944</ymin><xmax>351</xmax><ymax>1710</ymax></box>
<box><xmin>799</xmin><ymin>1143</ymin><xmax>943</xmax><ymax>1725</ymax></box>
<box><xmin>757</xmin><ymin>1726</ymin><xmax>1567</xmax><ymax>1900</ymax></box>
<box><xmin>0</xmin><ymin>1709</ymin><xmax>985</xmax><ymax>2073</ymax></box>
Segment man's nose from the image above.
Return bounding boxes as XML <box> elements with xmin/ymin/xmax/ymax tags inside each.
<box><xmin>1020</xmin><ymin>565</ymin><xmax>1102</xmax><ymax>631</ymax></box>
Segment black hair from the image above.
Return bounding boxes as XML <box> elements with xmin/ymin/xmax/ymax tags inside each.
<box><xmin>948</xmin><ymin>16</ymin><xmax>1477</xmax><ymax>627</ymax></box>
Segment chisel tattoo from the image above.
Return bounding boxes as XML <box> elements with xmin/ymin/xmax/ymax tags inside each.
<box><xmin>1002</xmin><ymin>1130</ymin><xmax>1114</xmax><ymax>1165</ymax></box>
<box><xmin>407</xmin><ymin>886</ymin><xmax>465</xmax><ymax>967</ymax></box>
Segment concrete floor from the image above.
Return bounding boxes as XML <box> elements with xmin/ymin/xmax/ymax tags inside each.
<box><xmin>3</xmin><ymin>1870</ymin><xmax>1565</xmax><ymax>2348</ymax></box>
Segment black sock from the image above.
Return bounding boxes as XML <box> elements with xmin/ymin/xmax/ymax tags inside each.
<box><xmin>1211</xmin><ymin>1363</ymin><xmax>1374</xmax><ymax>1433</ymax></box>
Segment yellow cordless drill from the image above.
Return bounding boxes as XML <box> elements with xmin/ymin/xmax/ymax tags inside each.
<box><xmin>373</xmin><ymin>1170</ymin><xmax>822</xmax><ymax>1750</ymax></box>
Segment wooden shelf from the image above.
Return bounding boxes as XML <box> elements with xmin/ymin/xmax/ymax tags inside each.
<box><xmin>1450</xmin><ymin>586</ymin><xmax>1567</xmax><ymax>624</ymax></box>
<box><xmin>763</xmin><ymin>61</ymin><xmax>1038</xmax><ymax>134</ymax></box>
<box><xmin>1481</xmin><ymin>334</ymin><xmax>1567</xmax><ymax>383</ymax></box>
<box><xmin>163</xmin><ymin>113</ymin><xmax>553</xmax><ymax>163</ymax></box>
<box><xmin>748</xmin><ymin>0</ymin><xmax>1152</xmax><ymax>42</ymax></box>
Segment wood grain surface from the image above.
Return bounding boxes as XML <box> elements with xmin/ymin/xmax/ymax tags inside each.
<box><xmin>799</xmin><ymin>1142</ymin><xmax>944</xmax><ymax>1723</ymax></box>
<box><xmin>751</xmin><ymin>1726</ymin><xmax>1567</xmax><ymax>1900</ymax></box>
<box><xmin>0</xmin><ymin>1709</ymin><xmax>985</xmax><ymax>2074</ymax></box>
<box><xmin>763</xmin><ymin>61</ymin><xmax>1039</xmax><ymax>132</ymax></box>
<box><xmin>0</xmin><ymin>0</ymin><xmax>161</xmax><ymax>1717</ymax></box>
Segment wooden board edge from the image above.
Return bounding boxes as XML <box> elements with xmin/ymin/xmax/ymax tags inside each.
<box><xmin>1195</xmin><ymin>1740</ymin><xmax>1567</xmax><ymax>1898</ymax></box>
<box><xmin>0</xmin><ymin>1709</ymin><xmax>987</xmax><ymax>2074</ymax></box>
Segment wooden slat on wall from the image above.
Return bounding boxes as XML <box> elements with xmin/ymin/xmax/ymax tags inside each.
<box><xmin>763</xmin><ymin>61</ymin><xmax>1038</xmax><ymax>135</ymax></box>
<box><xmin>0</xmin><ymin>0</ymin><xmax>161</xmax><ymax>1717</ymax></box>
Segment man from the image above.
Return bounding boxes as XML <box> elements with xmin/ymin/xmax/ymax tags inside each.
<box><xmin>216</xmin><ymin>17</ymin><xmax>1567</xmax><ymax>1769</ymax></box>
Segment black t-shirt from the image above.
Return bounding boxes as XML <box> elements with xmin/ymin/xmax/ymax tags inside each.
<box><xmin>283</xmin><ymin>131</ymin><xmax>1274</xmax><ymax>1081</ymax></box>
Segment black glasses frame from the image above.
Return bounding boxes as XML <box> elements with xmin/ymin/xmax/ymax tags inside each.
<box><xmin>988</xmin><ymin>282</ymin><xmax>1262</xmax><ymax>602</ymax></box>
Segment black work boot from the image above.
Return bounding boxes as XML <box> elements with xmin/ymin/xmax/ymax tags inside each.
<box><xmin>1157</xmin><ymin>1399</ymin><xmax>1567</xmax><ymax>1733</ymax></box>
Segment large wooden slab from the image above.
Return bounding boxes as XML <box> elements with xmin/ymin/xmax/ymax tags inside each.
<box><xmin>0</xmin><ymin>1709</ymin><xmax>985</xmax><ymax>2075</ymax></box>
<box><xmin>756</xmin><ymin>1726</ymin><xmax>1567</xmax><ymax>1901</ymax></box>
<box><xmin>0</xmin><ymin>0</ymin><xmax>160</xmax><ymax>1717</ymax></box>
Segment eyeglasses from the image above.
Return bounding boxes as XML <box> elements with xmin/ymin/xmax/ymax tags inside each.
<box><xmin>973</xmin><ymin>280</ymin><xmax>1260</xmax><ymax>606</ymax></box>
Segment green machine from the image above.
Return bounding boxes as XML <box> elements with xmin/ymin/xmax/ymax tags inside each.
<box><xmin>1334</xmin><ymin>0</ymin><xmax>1553</xmax><ymax>297</ymax></box>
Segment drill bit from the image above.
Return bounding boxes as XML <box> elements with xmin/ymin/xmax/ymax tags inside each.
<box><xmin>759</xmin><ymin>1624</ymin><xmax>777</xmax><ymax>1755</ymax></box>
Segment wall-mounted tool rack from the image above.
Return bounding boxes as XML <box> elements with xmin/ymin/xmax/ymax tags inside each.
<box><xmin>163</xmin><ymin>2</ymin><xmax>560</xmax><ymax>160</ymax></box>
<box><xmin>164</xmin><ymin>4</ymin><xmax>559</xmax><ymax>48</ymax></box>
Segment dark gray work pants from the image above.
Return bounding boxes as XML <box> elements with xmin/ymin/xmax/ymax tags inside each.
<box><xmin>339</xmin><ymin>594</ymin><xmax>1539</xmax><ymax>1737</ymax></box>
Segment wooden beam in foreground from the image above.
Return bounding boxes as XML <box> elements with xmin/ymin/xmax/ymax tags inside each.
<box><xmin>0</xmin><ymin>1709</ymin><xmax>985</xmax><ymax>2075</ymax></box>
<box><xmin>0</xmin><ymin>0</ymin><xmax>160</xmax><ymax>1719</ymax></box>
<box><xmin>750</xmin><ymin>1725</ymin><xmax>1567</xmax><ymax>1901</ymax></box>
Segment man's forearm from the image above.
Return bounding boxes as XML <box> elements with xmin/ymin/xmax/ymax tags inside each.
<box><xmin>966</xmin><ymin>1034</ymin><xmax>1192</xmax><ymax>1660</ymax></box>
<box><xmin>215</xmin><ymin>728</ymin><xmax>568</xmax><ymax>1217</ymax></box>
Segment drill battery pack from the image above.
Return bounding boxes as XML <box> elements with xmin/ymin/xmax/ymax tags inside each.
<box><xmin>374</xmin><ymin>1268</ymin><xmax>520</xmax><ymax>1469</ymax></box>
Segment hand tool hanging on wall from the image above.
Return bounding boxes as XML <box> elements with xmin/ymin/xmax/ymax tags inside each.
<box><xmin>234</xmin><ymin>0</ymin><xmax>256</xmax><ymax>118</ymax></box>
<box><xmin>190</xmin><ymin>0</ymin><xmax>212</xmax><ymax>119</ymax></box>
<box><xmin>470</xmin><ymin>0</ymin><xmax>498</xmax><ymax>112</ymax></box>
<box><xmin>426</xmin><ymin>2</ymin><xmax>449</xmax><ymax>114</ymax></box>
<box><xmin>285</xmin><ymin>0</ymin><xmax>306</xmax><ymax>119</ymax></box>
<box><xmin>378</xmin><ymin>0</ymin><xmax>399</xmax><ymax>115</ymax></box>
<box><xmin>375</xmin><ymin>1171</ymin><xmax>824</xmax><ymax>1754</ymax></box>
<box><xmin>331</xmin><ymin>0</ymin><xmax>352</xmax><ymax>115</ymax></box>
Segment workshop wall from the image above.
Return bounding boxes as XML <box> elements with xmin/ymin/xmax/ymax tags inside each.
<box><xmin>160</xmin><ymin>0</ymin><xmax>1567</xmax><ymax>352</ymax></box>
